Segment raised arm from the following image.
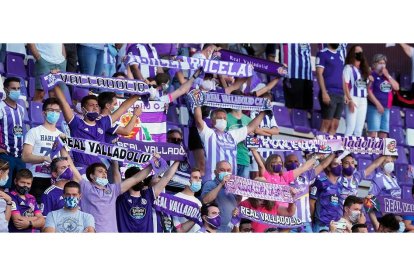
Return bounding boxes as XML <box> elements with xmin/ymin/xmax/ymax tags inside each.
<box><xmin>194</xmin><ymin>106</ymin><xmax>205</xmax><ymax>132</ymax></box>
<box><xmin>129</xmin><ymin>64</ymin><xmax>145</xmax><ymax>81</ymax></box>
<box><xmin>246</xmin><ymin>111</ymin><xmax>265</xmax><ymax>134</ymax></box>
<box><xmin>399</xmin><ymin>43</ymin><xmax>413</xmax><ymax>58</ymax></box>
<box><xmin>111</xmin><ymin>160</ymin><xmax>122</xmax><ymax>184</ymax></box>
<box><xmin>250</xmin><ymin>148</ymin><xmax>266</xmax><ymax>177</ymax></box>
<box><xmin>59</xmin><ymin>141</ymin><xmax>82</xmax><ymax>183</ymax></box>
<box><xmin>167</xmin><ymin>68</ymin><xmax>201</xmax><ymax>102</ymax></box>
<box><xmin>174</xmin><ymin>219</ymin><xmax>196</xmax><ymax>233</ymax></box>
<box><xmin>115</xmin><ymin>107</ymin><xmax>141</xmax><ymax>136</ymax></box>
<box><xmin>120</xmin><ymin>162</ymin><xmax>153</xmax><ymax>194</ymax></box>
<box><xmin>368</xmin><ymin>209</ymin><xmax>380</xmax><ymax>232</ymax></box>
<box><xmin>364</xmin><ymin>155</ymin><xmax>386</xmax><ymax>177</ymax></box>
<box><xmin>224</xmin><ymin>77</ymin><xmax>248</xmax><ymax>94</ymax></box>
<box><xmin>255</xmin><ymin>78</ymin><xmax>280</xmax><ymax>97</ymax></box>
<box><xmin>110</xmin><ymin>95</ymin><xmax>139</xmax><ymax>123</ymax></box>
<box><xmin>314</xmin><ymin>153</ymin><xmax>335</xmax><ymax>175</ymax></box>
<box><xmin>292</xmin><ymin>155</ymin><xmax>319</xmax><ymax>179</ymax></box>
<box><xmin>55</xmin><ymin>86</ymin><xmax>74</xmax><ymax>123</ymax></box>
<box><xmin>153</xmin><ymin>161</ymin><xmax>180</xmax><ymax>197</ymax></box>
<box><xmin>27</xmin><ymin>44</ymin><xmax>41</xmax><ymax>60</ymax></box>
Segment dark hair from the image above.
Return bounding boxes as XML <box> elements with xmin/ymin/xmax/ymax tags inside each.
<box><xmin>81</xmin><ymin>95</ymin><xmax>99</xmax><ymax>109</ymax></box>
<box><xmin>240</xmin><ymin>218</ymin><xmax>252</xmax><ymax>226</ymax></box>
<box><xmin>191</xmin><ymin>167</ymin><xmax>201</xmax><ymax>174</ymax></box>
<box><xmin>86</xmin><ymin>163</ymin><xmax>107</xmax><ymax>182</ymax></box>
<box><xmin>155</xmin><ymin>73</ymin><xmax>170</xmax><ymax>86</ymax></box>
<box><xmin>167</xmin><ymin>129</ymin><xmax>182</xmax><ymax>138</ymax></box>
<box><xmin>97</xmin><ymin>92</ymin><xmax>117</xmax><ymax>110</ymax></box>
<box><xmin>50</xmin><ymin>157</ymin><xmax>68</xmax><ymax>173</ymax></box>
<box><xmin>230</xmin><ymin>90</ymin><xmax>244</xmax><ymax>96</ymax></box>
<box><xmin>125</xmin><ymin>166</ymin><xmax>141</xmax><ymax>179</ymax></box>
<box><xmin>3</xmin><ymin>77</ymin><xmax>21</xmax><ymax>89</ymax></box>
<box><xmin>345</xmin><ymin>45</ymin><xmax>370</xmax><ymax>80</ymax></box>
<box><xmin>112</xmin><ymin>72</ymin><xmax>127</xmax><ymax>78</ymax></box>
<box><xmin>248</xmin><ymin>198</ymin><xmax>275</xmax><ymax>211</ymax></box>
<box><xmin>351</xmin><ymin>223</ymin><xmax>368</xmax><ymax>233</ymax></box>
<box><xmin>319</xmin><ymin>229</ymin><xmax>329</xmax><ymax>233</ymax></box>
<box><xmin>201</xmin><ymin>202</ymin><xmax>218</xmax><ymax>217</ymax></box>
<box><xmin>411</xmin><ymin>185</ymin><xmax>414</xmax><ymax>195</ymax></box>
<box><xmin>265</xmin><ymin>154</ymin><xmax>284</xmax><ymax>175</ymax></box>
<box><xmin>42</xmin><ymin>98</ymin><xmax>61</xmax><ymax>111</ymax></box>
<box><xmin>64</xmin><ymin>181</ymin><xmax>81</xmax><ymax>194</ymax></box>
<box><xmin>343</xmin><ymin>195</ymin><xmax>364</xmax><ymax>208</ymax></box>
<box><xmin>0</xmin><ymin>160</ymin><xmax>10</xmax><ymax>171</ymax></box>
<box><xmin>378</xmin><ymin>213</ymin><xmax>400</xmax><ymax>232</ymax></box>
<box><xmin>15</xmin><ymin>168</ymin><xmax>33</xmax><ymax>181</ymax></box>
<box><xmin>202</xmin><ymin>44</ymin><xmax>215</xmax><ymax>51</ymax></box>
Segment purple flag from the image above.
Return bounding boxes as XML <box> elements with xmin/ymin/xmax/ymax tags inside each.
<box><xmin>239</xmin><ymin>206</ymin><xmax>303</xmax><ymax>229</ymax></box>
<box><xmin>117</xmin><ymin>138</ymin><xmax>186</xmax><ymax>161</ymax></box>
<box><xmin>219</xmin><ymin>49</ymin><xmax>288</xmax><ymax>78</ymax></box>
<box><xmin>187</xmin><ymin>89</ymin><xmax>271</xmax><ymax>112</ymax></box>
<box><xmin>50</xmin><ymin>136</ymin><xmax>64</xmax><ymax>159</ymax></box>
<box><xmin>376</xmin><ymin>196</ymin><xmax>414</xmax><ymax>215</ymax></box>
<box><xmin>41</xmin><ymin>72</ymin><xmax>150</xmax><ymax>94</ymax></box>
<box><xmin>225</xmin><ymin>175</ymin><xmax>294</xmax><ymax>203</ymax></box>
<box><xmin>153</xmin><ymin>192</ymin><xmax>203</xmax><ymax>226</ymax></box>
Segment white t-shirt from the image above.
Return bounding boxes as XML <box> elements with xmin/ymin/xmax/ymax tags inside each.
<box><xmin>35</xmin><ymin>43</ymin><xmax>65</xmax><ymax>64</ymax></box>
<box><xmin>24</xmin><ymin>125</ymin><xmax>62</xmax><ymax>178</ymax></box>
<box><xmin>172</xmin><ymin>192</ymin><xmax>202</xmax><ymax>233</ymax></box>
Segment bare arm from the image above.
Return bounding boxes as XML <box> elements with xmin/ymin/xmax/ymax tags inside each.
<box><xmin>168</xmin><ymin>77</ymin><xmax>196</xmax><ymax>102</ymax></box>
<box><xmin>62</xmin><ymin>44</ymin><xmax>66</xmax><ymax>58</ymax></box>
<box><xmin>399</xmin><ymin>43</ymin><xmax>413</xmax><ymax>58</ymax></box>
<box><xmin>254</xmin><ymin>127</ymin><xmax>279</xmax><ymax>136</ymax></box>
<box><xmin>55</xmin><ymin>86</ymin><xmax>74</xmax><ymax>123</ymax></box>
<box><xmin>255</xmin><ymin>78</ymin><xmax>279</xmax><ymax>97</ymax></box>
<box><xmin>43</xmin><ymin>227</ymin><xmax>56</xmax><ymax>233</ymax></box>
<box><xmin>175</xmin><ymin>71</ymin><xmax>187</xmax><ymax>85</ymax></box>
<box><xmin>316</xmin><ymin>67</ymin><xmax>328</xmax><ymax>96</ymax></box>
<box><xmin>250</xmin><ymin>148</ymin><xmax>266</xmax><ymax>177</ymax></box>
<box><xmin>224</xmin><ymin>77</ymin><xmax>248</xmax><ymax>94</ymax></box>
<box><xmin>129</xmin><ymin>64</ymin><xmax>145</xmax><ymax>81</ymax></box>
<box><xmin>115</xmin><ymin>106</ymin><xmax>141</xmax><ymax>136</ymax></box>
<box><xmin>27</xmin><ymin>44</ymin><xmax>41</xmax><ymax>60</ymax></box>
<box><xmin>364</xmin><ymin>155</ymin><xmax>386</xmax><ymax>177</ymax></box>
<box><xmin>175</xmin><ymin>220</ymin><xmax>196</xmax><ymax>233</ymax></box>
<box><xmin>292</xmin><ymin>157</ymin><xmax>317</xmax><ymax>179</ymax></box>
<box><xmin>246</xmin><ymin>111</ymin><xmax>265</xmax><ymax>134</ymax></box>
<box><xmin>404</xmin><ymin>219</ymin><xmax>414</xmax><ymax>231</ymax></box>
<box><xmin>194</xmin><ymin>106</ymin><xmax>205</xmax><ymax>132</ymax></box>
<box><xmin>59</xmin><ymin>144</ymin><xmax>82</xmax><ymax>183</ymax></box>
<box><xmin>111</xmin><ymin>160</ymin><xmax>122</xmax><ymax>184</ymax></box>
<box><xmin>310</xmin><ymin>198</ymin><xmax>316</xmax><ymax>219</ymax></box>
<box><xmin>278</xmin><ymin>202</ymin><xmax>296</xmax><ymax>216</ymax></box>
<box><xmin>314</xmin><ymin>153</ymin><xmax>335</xmax><ymax>175</ymax></box>
<box><xmin>0</xmin><ymin>192</ymin><xmax>12</xmax><ymax>221</ymax></box>
<box><xmin>32</xmin><ymin>213</ymin><xmax>45</xmax><ymax>228</ymax></box>
<box><xmin>120</xmin><ymin>163</ymin><xmax>153</xmax><ymax>194</ymax></box>
<box><xmin>22</xmin><ymin>144</ymin><xmax>51</xmax><ymax>164</ymax></box>
<box><xmin>110</xmin><ymin>95</ymin><xmax>139</xmax><ymax>123</ymax></box>
<box><xmin>153</xmin><ymin>161</ymin><xmax>180</xmax><ymax>197</ymax></box>
<box><xmin>84</xmin><ymin>226</ymin><xmax>96</xmax><ymax>233</ymax></box>
<box><xmin>201</xmin><ymin>176</ymin><xmax>230</xmax><ymax>204</ymax></box>
<box><xmin>368</xmin><ymin>210</ymin><xmax>380</xmax><ymax>232</ymax></box>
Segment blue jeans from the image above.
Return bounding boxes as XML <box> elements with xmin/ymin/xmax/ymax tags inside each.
<box><xmin>237</xmin><ymin>164</ymin><xmax>250</xmax><ymax>179</ymax></box>
<box><xmin>0</xmin><ymin>153</ymin><xmax>26</xmax><ymax>189</ymax></box>
<box><xmin>290</xmin><ymin>222</ymin><xmax>313</xmax><ymax>233</ymax></box>
<box><xmin>366</xmin><ymin>104</ymin><xmax>390</xmax><ymax>133</ymax></box>
<box><xmin>312</xmin><ymin>221</ymin><xmax>330</xmax><ymax>233</ymax></box>
<box><xmin>77</xmin><ymin>44</ymin><xmax>104</xmax><ymax>76</ymax></box>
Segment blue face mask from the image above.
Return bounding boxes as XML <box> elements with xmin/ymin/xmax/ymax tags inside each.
<box><xmin>218</xmin><ymin>172</ymin><xmax>230</xmax><ymax>182</ymax></box>
<box><xmin>64</xmin><ymin>196</ymin><xmax>79</xmax><ymax>209</ymax></box>
<box><xmin>189</xmin><ymin>181</ymin><xmax>202</xmax><ymax>193</ymax></box>
<box><xmin>95</xmin><ymin>177</ymin><xmax>108</xmax><ymax>186</ymax></box>
<box><xmin>46</xmin><ymin>111</ymin><xmax>60</xmax><ymax>124</ymax></box>
<box><xmin>8</xmin><ymin>90</ymin><xmax>21</xmax><ymax>102</ymax></box>
<box><xmin>0</xmin><ymin>175</ymin><xmax>9</xmax><ymax>187</ymax></box>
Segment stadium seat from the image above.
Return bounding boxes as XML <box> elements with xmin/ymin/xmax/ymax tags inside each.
<box><xmin>394</xmin><ymin>164</ymin><xmax>410</xmax><ymax>184</ymax></box>
<box><xmin>406</xmin><ymin>128</ymin><xmax>414</xmax><ymax>147</ymax></box>
<box><xmin>389</xmin><ymin>106</ymin><xmax>403</xmax><ymax>127</ymax></box>
<box><xmin>273</xmin><ymin>106</ymin><xmax>292</xmax><ymax>128</ymax></box>
<box><xmin>389</xmin><ymin>126</ymin><xmax>406</xmax><ymax>146</ymax></box>
<box><xmin>291</xmin><ymin>109</ymin><xmax>311</xmax><ymax>133</ymax></box>
<box><xmin>29</xmin><ymin>101</ymin><xmax>44</xmax><ymax>126</ymax></box>
<box><xmin>4</xmin><ymin>51</ymin><xmax>27</xmax><ymax>79</ymax></box>
<box><xmin>26</xmin><ymin>58</ymin><xmax>35</xmax><ymax>78</ymax></box>
<box><xmin>313</xmin><ymin>95</ymin><xmax>321</xmax><ymax>111</ymax></box>
<box><xmin>0</xmin><ymin>62</ymin><xmax>5</xmax><ymax>75</ymax></box>
<box><xmin>27</xmin><ymin>77</ymin><xmax>36</xmax><ymax>99</ymax></box>
<box><xmin>409</xmin><ymin>147</ymin><xmax>414</xmax><ymax>164</ymax></box>
<box><xmin>19</xmin><ymin>79</ymin><xmax>28</xmax><ymax>98</ymax></box>
<box><xmin>401</xmin><ymin>185</ymin><xmax>413</xmax><ymax>200</ymax></box>
<box><xmin>405</xmin><ymin>109</ymin><xmax>414</xmax><ymax>129</ymax></box>
<box><xmin>400</xmin><ymin>74</ymin><xmax>411</xmax><ymax>92</ymax></box>
<box><xmin>311</xmin><ymin>110</ymin><xmax>322</xmax><ymax>130</ymax></box>
<box><xmin>395</xmin><ymin>146</ymin><xmax>408</xmax><ymax>165</ymax></box>
<box><xmin>356</xmin><ymin>157</ymin><xmax>375</xmax><ymax>180</ymax></box>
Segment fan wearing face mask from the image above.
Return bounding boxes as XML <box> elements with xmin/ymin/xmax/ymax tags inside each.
<box><xmin>0</xmin><ymin>160</ymin><xmax>12</xmax><ymax>232</ymax></box>
<box><xmin>368</xmin><ymin>156</ymin><xmax>401</xmax><ymax>199</ymax></box>
<box><xmin>330</xmin><ymin>195</ymin><xmax>365</xmax><ymax>233</ymax></box>
<box><xmin>198</xmin><ymin>202</ymin><xmax>221</xmax><ymax>233</ymax></box>
<box><xmin>366</xmin><ymin>54</ymin><xmax>400</xmax><ymax>138</ymax></box>
<box><xmin>171</xmin><ymin>168</ymin><xmax>203</xmax><ymax>233</ymax></box>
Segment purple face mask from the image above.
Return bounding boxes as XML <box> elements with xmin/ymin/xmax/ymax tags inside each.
<box><xmin>285</xmin><ymin>162</ymin><xmax>298</xmax><ymax>171</ymax></box>
<box><xmin>342</xmin><ymin>166</ymin><xmax>354</xmax><ymax>176</ymax></box>
<box><xmin>85</xmin><ymin>111</ymin><xmax>100</xmax><ymax>121</ymax></box>
<box><xmin>331</xmin><ymin>165</ymin><xmax>342</xmax><ymax>176</ymax></box>
<box><xmin>205</xmin><ymin>214</ymin><xmax>221</xmax><ymax>229</ymax></box>
<box><xmin>272</xmin><ymin>164</ymin><xmax>282</xmax><ymax>173</ymax></box>
<box><xmin>57</xmin><ymin>167</ymin><xmax>73</xmax><ymax>181</ymax></box>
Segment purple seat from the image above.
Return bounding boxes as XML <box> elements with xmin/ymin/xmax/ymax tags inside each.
<box><xmin>313</xmin><ymin>78</ymin><xmax>320</xmax><ymax>94</ymax></box>
<box><xmin>409</xmin><ymin>147</ymin><xmax>414</xmax><ymax>164</ymax></box>
<box><xmin>401</xmin><ymin>185</ymin><xmax>413</xmax><ymax>200</ymax></box>
<box><xmin>405</xmin><ymin>109</ymin><xmax>414</xmax><ymax>129</ymax></box>
<box><xmin>5</xmin><ymin>51</ymin><xmax>27</xmax><ymax>79</ymax></box>
<box><xmin>311</xmin><ymin>110</ymin><xmax>322</xmax><ymax>130</ymax></box>
<box><xmin>29</xmin><ymin>101</ymin><xmax>44</xmax><ymax>126</ymax></box>
<box><xmin>273</xmin><ymin>106</ymin><xmax>292</xmax><ymax>128</ymax></box>
<box><xmin>394</xmin><ymin>164</ymin><xmax>410</xmax><ymax>183</ymax></box>
<box><xmin>19</xmin><ymin>79</ymin><xmax>28</xmax><ymax>98</ymax></box>
<box><xmin>400</xmin><ymin>74</ymin><xmax>411</xmax><ymax>92</ymax></box>
<box><xmin>389</xmin><ymin>106</ymin><xmax>403</xmax><ymax>127</ymax></box>
<box><xmin>0</xmin><ymin>62</ymin><xmax>5</xmax><ymax>75</ymax></box>
<box><xmin>357</xmin><ymin>157</ymin><xmax>374</xmax><ymax>180</ymax></box>
<box><xmin>395</xmin><ymin>146</ymin><xmax>408</xmax><ymax>165</ymax></box>
<box><xmin>26</xmin><ymin>58</ymin><xmax>35</xmax><ymax>78</ymax></box>
<box><xmin>27</xmin><ymin>77</ymin><xmax>36</xmax><ymax>99</ymax></box>
<box><xmin>72</xmin><ymin>86</ymin><xmax>90</xmax><ymax>102</ymax></box>
<box><xmin>291</xmin><ymin>109</ymin><xmax>311</xmax><ymax>133</ymax></box>
<box><xmin>389</xmin><ymin>126</ymin><xmax>406</xmax><ymax>146</ymax></box>
<box><xmin>313</xmin><ymin>95</ymin><xmax>321</xmax><ymax>111</ymax></box>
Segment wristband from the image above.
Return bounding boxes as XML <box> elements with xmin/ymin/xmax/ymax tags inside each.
<box><xmin>29</xmin><ymin>221</ymin><xmax>33</xmax><ymax>228</ymax></box>
<box><xmin>6</xmin><ymin>201</ymin><xmax>12</xmax><ymax>206</ymax></box>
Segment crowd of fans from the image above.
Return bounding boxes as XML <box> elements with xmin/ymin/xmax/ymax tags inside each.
<box><xmin>0</xmin><ymin>43</ymin><xmax>413</xmax><ymax>233</ymax></box>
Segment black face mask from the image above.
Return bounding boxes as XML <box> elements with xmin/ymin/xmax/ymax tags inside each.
<box><xmin>132</xmin><ymin>182</ymin><xmax>145</xmax><ymax>191</ymax></box>
<box><xmin>168</xmin><ymin>138</ymin><xmax>182</xmax><ymax>145</ymax></box>
<box><xmin>329</xmin><ymin>44</ymin><xmax>340</xmax><ymax>50</ymax></box>
<box><xmin>355</xmin><ymin>52</ymin><xmax>363</xmax><ymax>61</ymax></box>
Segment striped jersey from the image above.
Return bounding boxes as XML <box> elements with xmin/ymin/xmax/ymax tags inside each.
<box><xmin>337</xmin><ymin>170</ymin><xmax>364</xmax><ymax>205</ymax></box>
<box><xmin>369</xmin><ymin>172</ymin><xmax>401</xmax><ymax>199</ymax></box>
<box><xmin>280</xmin><ymin>43</ymin><xmax>312</xmax><ymax>80</ymax></box>
<box><xmin>126</xmin><ymin>43</ymin><xmax>159</xmax><ymax>79</ymax></box>
<box><xmin>0</xmin><ymin>101</ymin><xmax>25</xmax><ymax>157</ymax></box>
<box><xmin>198</xmin><ymin>122</ymin><xmax>247</xmax><ymax>182</ymax></box>
<box><xmin>319</xmin><ymin>43</ymin><xmax>348</xmax><ymax>61</ymax></box>
<box><xmin>343</xmin><ymin>65</ymin><xmax>368</xmax><ymax>98</ymax></box>
<box><xmin>289</xmin><ymin>169</ymin><xmax>316</xmax><ymax>223</ymax></box>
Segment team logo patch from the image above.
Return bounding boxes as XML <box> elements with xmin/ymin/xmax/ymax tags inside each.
<box><xmin>61</xmin><ymin>217</ymin><xmax>80</xmax><ymax>232</ymax></box>
<box><xmin>310</xmin><ymin>186</ymin><xmax>317</xmax><ymax>196</ymax></box>
<box><xmin>380</xmin><ymin>81</ymin><xmax>392</xmax><ymax>93</ymax></box>
<box><xmin>104</xmin><ymin>189</ymin><xmax>112</xmax><ymax>195</ymax></box>
<box><xmin>141</xmin><ymin>198</ymin><xmax>147</xmax><ymax>205</ymax></box>
<box><xmin>13</xmin><ymin>125</ymin><xmax>23</xmax><ymax>137</ymax></box>
<box><xmin>330</xmin><ymin>194</ymin><xmax>339</xmax><ymax>206</ymax></box>
<box><xmin>97</xmin><ymin>128</ymin><xmax>103</xmax><ymax>134</ymax></box>
<box><xmin>130</xmin><ymin>207</ymin><xmax>146</xmax><ymax>219</ymax></box>
<box><xmin>386</xmin><ymin>140</ymin><xmax>397</xmax><ymax>153</ymax></box>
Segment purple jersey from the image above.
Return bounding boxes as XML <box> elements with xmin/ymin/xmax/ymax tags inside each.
<box><xmin>369</xmin><ymin>71</ymin><xmax>393</xmax><ymax>109</ymax></box>
<box><xmin>337</xmin><ymin>170</ymin><xmax>364</xmax><ymax>205</ymax></box>
<box><xmin>8</xmin><ymin>191</ymin><xmax>42</xmax><ymax>232</ymax></box>
<box><xmin>343</xmin><ymin>65</ymin><xmax>368</xmax><ymax>98</ymax></box>
<box><xmin>315</xmin><ymin>48</ymin><xmax>345</xmax><ymax>94</ymax></box>
<box><xmin>40</xmin><ymin>185</ymin><xmax>64</xmax><ymax>216</ymax></box>
<box><xmin>116</xmin><ymin>188</ymin><xmax>162</xmax><ymax>233</ymax></box>
<box><xmin>369</xmin><ymin>171</ymin><xmax>401</xmax><ymax>199</ymax></box>
<box><xmin>280</xmin><ymin>43</ymin><xmax>312</xmax><ymax>80</ymax></box>
<box><xmin>126</xmin><ymin>43</ymin><xmax>159</xmax><ymax>79</ymax></box>
<box><xmin>310</xmin><ymin>176</ymin><xmax>343</xmax><ymax>226</ymax></box>
<box><xmin>68</xmin><ymin>115</ymin><xmax>112</xmax><ymax>166</ymax></box>
<box><xmin>105</xmin><ymin>121</ymin><xmax>120</xmax><ymax>144</ymax></box>
<box><xmin>289</xmin><ymin>169</ymin><xmax>316</xmax><ymax>223</ymax></box>
<box><xmin>0</xmin><ymin>101</ymin><xmax>25</xmax><ymax>157</ymax></box>
<box><xmin>79</xmin><ymin>179</ymin><xmax>121</xmax><ymax>232</ymax></box>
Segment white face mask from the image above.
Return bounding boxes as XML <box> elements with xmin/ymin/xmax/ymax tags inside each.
<box><xmin>384</xmin><ymin>162</ymin><xmax>394</xmax><ymax>174</ymax></box>
<box><xmin>201</xmin><ymin>80</ymin><xmax>215</xmax><ymax>91</ymax></box>
<box><xmin>149</xmin><ymin>87</ymin><xmax>159</xmax><ymax>100</ymax></box>
<box><xmin>349</xmin><ymin>210</ymin><xmax>360</xmax><ymax>223</ymax></box>
<box><xmin>376</xmin><ymin>63</ymin><xmax>385</xmax><ymax>72</ymax></box>
<box><xmin>214</xmin><ymin>119</ymin><xmax>227</xmax><ymax>131</ymax></box>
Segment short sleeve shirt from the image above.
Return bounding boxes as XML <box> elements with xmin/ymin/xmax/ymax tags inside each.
<box><xmin>45</xmin><ymin>208</ymin><xmax>95</xmax><ymax>233</ymax></box>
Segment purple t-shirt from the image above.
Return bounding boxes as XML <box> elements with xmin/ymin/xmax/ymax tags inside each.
<box><xmin>310</xmin><ymin>176</ymin><xmax>343</xmax><ymax>226</ymax></box>
<box><xmin>316</xmin><ymin>48</ymin><xmax>345</xmax><ymax>94</ymax></box>
<box><xmin>337</xmin><ymin>170</ymin><xmax>364</xmax><ymax>205</ymax></box>
<box><xmin>79</xmin><ymin>179</ymin><xmax>121</xmax><ymax>233</ymax></box>
<box><xmin>40</xmin><ymin>185</ymin><xmax>64</xmax><ymax>216</ymax></box>
<box><xmin>68</xmin><ymin>115</ymin><xmax>112</xmax><ymax>166</ymax></box>
<box><xmin>8</xmin><ymin>191</ymin><xmax>42</xmax><ymax>233</ymax></box>
<box><xmin>116</xmin><ymin>188</ymin><xmax>162</xmax><ymax>233</ymax></box>
<box><xmin>369</xmin><ymin>171</ymin><xmax>401</xmax><ymax>199</ymax></box>
<box><xmin>289</xmin><ymin>169</ymin><xmax>316</xmax><ymax>223</ymax></box>
<box><xmin>369</xmin><ymin>71</ymin><xmax>393</xmax><ymax>109</ymax></box>
<box><xmin>105</xmin><ymin>122</ymin><xmax>120</xmax><ymax>144</ymax></box>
